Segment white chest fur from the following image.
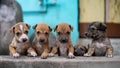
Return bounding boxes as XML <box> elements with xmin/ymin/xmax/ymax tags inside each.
<box><xmin>36</xmin><ymin>42</ymin><xmax>42</xmax><ymax>48</ymax></box>
<box><xmin>59</xmin><ymin>44</ymin><xmax>68</xmax><ymax>56</ymax></box>
<box><xmin>13</xmin><ymin>41</ymin><xmax>26</xmax><ymax>48</ymax></box>
<box><xmin>96</xmin><ymin>42</ymin><xmax>106</xmax><ymax>48</ymax></box>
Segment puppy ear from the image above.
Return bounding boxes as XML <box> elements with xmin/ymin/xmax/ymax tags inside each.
<box><xmin>54</xmin><ymin>25</ymin><xmax>58</xmax><ymax>32</ymax></box>
<box><xmin>49</xmin><ymin>26</ymin><xmax>52</xmax><ymax>32</ymax></box>
<box><xmin>69</xmin><ymin>25</ymin><xmax>73</xmax><ymax>31</ymax></box>
<box><xmin>98</xmin><ymin>23</ymin><xmax>107</xmax><ymax>31</ymax></box>
<box><xmin>33</xmin><ymin>24</ymin><xmax>37</xmax><ymax>29</ymax></box>
<box><xmin>9</xmin><ymin>26</ymin><xmax>15</xmax><ymax>33</ymax></box>
<box><xmin>26</xmin><ymin>23</ymin><xmax>31</xmax><ymax>29</ymax></box>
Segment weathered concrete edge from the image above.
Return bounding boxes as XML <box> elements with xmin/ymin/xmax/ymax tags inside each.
<box><xmin>0</xmin><ymin>56</ymin><xmax>120</xmax><ymax>68</ymax></box>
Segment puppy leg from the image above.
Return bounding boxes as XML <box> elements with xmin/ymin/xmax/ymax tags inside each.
<box><xmin>41</xmin><ymin>47</ymin><xmax>49</xmax><ymax>59</ymax></box>
<box><xmin>49</xmin><ymin>44</ymin><xmax>57</xmax><ymax>57</ymax></box>
<box><xmin>9</xmin><ymin>45</ymin><xmax>20</xmax><ymax>58</ymax></box>
<box><xmin>106</xmin><ymin>47</ymin><xmax>113</xmax><ymax>58</ymax></box>
<box><xmin>68</xmin><ymin>44</ymin><xmax>75</xmax><ymax>58</ymax></box>
<box><xmin>27</xmin><ymin>47</ymin><xmax>37</xmax><ymax>57</ymax></box>
<box><xmin>84</xmin><ymin>47</ymin><xmax>94</xmax><ymax>57</ymax></box>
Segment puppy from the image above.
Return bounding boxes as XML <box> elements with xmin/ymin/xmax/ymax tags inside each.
<box><xmin>84</xmin><ymin>22</ymin><xmax>113</xmax><ymax>57</ymax></box>
<box><xmin>31</xmin><ymin>23</ymin><xmax>52</xmax><ymax>59</ymax></box>
<box><xmin>9</xmin><ymin>22</ymin><xmax>37</xmax><ymax>57</ymax></box>
<box><xmin>49</xmin><ymin>23</ymin><xmax>75</xmax><ymax>58</ymax></box>
<box><xmin>74</xmin><ymin>44</ymin><xmax>87</xmax><ymax>56</ymax></box>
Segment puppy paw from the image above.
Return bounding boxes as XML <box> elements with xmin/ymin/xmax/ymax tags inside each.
<box><xmin>13</xmin><ymin>53</ymin><xmax>20</xmax><ymax>58</ymax></box>
<box><xmin>84</xmin><ymin>53</ymin><xmax>91</xmax><ymax>57</ymax></box>
<box><xmin>48</xmin><ymin>53</ymin><xmax>54</xmax><ymax>57</ymax></box>
<box><xmin>30</xmin><ymin>52</ymin><xmax>37</xmax><ymax>57</ymax></box>
<box><xmin>106</xmin><ymin>54</ymin><xmax>113</xmax><ymax>58</ymax></box>
<box><xmin>41</xmin><ymin>53</ymin><xmax>48</xmax><ymax>59</ymax></box>
<box><xmin>68</xmin><ymin>52</ymin><xmax>75</xmax><ymax>59</ymax></box>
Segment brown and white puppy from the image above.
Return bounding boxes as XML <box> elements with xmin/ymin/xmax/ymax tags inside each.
<box><xmin>49</xmin><ymin>23</ymin><xmax>75</xmax><ymax>58</ymax></box>
<box><xmin>9</xmin><ymin>22</ymin><xmax>37</xmax><ymax>57</ymax></box>
<box><xmin>32</xmin><ymin>23</ymin><xmax>52</xmax><ymax>59</ymax></box>
<box><xmin>84</xmin><ymin>22</ymin><xmax>113</xmax><ymax>57</ymax></box>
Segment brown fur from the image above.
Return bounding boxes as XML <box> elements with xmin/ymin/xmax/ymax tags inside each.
<box><xmin>9</xmin><ymin>22</ymin><xmax>35</xmax><ymax>57</ymax></box>
<box><xmin>32</xmin><ymin>23</ymin><xmax>52</xmax><ymax>59</ymax></box>
<box><xmin>49</xmin><ymin>23</ymin><xmax>75</xmax><ymax>58</ymax></box>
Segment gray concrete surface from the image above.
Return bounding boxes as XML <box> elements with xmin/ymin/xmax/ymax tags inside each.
<box><xmin>0</xmin><ymin>56</ymin><xmax>120</xmax><ymax>68</ymax></box>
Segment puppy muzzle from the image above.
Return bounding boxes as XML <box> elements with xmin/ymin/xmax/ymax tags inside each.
<box><xmin>39</xmin><ymin>38</ymin><xmax>45</xmax><ymax>43</ymax></box>
<box><xmin>22</xmin><ymin>38</ymin><xmax>28</xmax><ymax>42</ymax></box>
<box><xmin>60</xmin><ymin>38</ymin><xmax>68</xmax><ymax>43</ymax></box>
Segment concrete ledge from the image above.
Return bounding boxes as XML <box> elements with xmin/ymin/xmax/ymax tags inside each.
<box><xmin>0</xmin><ymin>56</ymin><xmax>120</xmax><ymax>68</ymax></box>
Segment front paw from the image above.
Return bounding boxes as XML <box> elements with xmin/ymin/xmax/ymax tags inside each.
<box><xmin>30</xmin><ymin>51</ymin><xmax>37</xmax><ymax>57</ymax></box>
<box><xmin>68</xmin><ymin>52</ymin><xmax>75</xmax><ymax>59</ymax></box>
<box><xmin>13</xmin><ymin>53</ymin><xmax>20</xmax><ymax>58</ymax></box>
<box><xmin>84</xmin><ymin>53</ymin><xmax>91</xmax><ymax>57</ymax></box>
<box><xmin>48</xmin><ymin>53</ymin><xmax>55</xmax><ymax>57</ymax></box>
<box><xmin>41</xmin><ymin>53</ymin><xmax>48</xmax><ymax>59</ymax></box>
<box><xmin>106</xmin><ymin>54</ymin><xmax>113</xmax><ymax>58</ymax></box>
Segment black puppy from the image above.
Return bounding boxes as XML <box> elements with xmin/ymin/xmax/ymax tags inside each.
<box><xmin>84</xmin><ymin>22</ymin><xmax>113</xmax><ymax>57</ymax></box>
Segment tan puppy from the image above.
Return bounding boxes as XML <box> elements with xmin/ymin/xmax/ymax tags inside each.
<box><xmin>32</xmin><ymin>23</ymin><xmax>52</xmax><ymax>59</ymax></box>
<box><xmin>49</xmin><ymin>23</ymin><xmax>75</xmax><ymax>58</ymax></box>
<box><xmin>9</xmin><ymin>22</ymin><xmax>37</xmax><ymax>57</ymax></box>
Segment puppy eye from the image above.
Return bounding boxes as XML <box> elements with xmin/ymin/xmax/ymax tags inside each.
<box><xmin>45</xmin><ymin>32</ymin><xmax>49</xmax><ymax>35</ymax></box>
<box><xmin>57</xmin><ymin>32</ymin><xmax>61</xmax><ymax>35</ymax></box>
<box><xmin>91</xmin><ymin>28</ymin><xmax>95</xmax><ymax>30</ymax></box>
<box><xmin>37</xmin><ymin>31</ymin><xmax>40</xmax><ymax>35</ymax></box>
<box><xmin>80</xmin><ymin>48</ymin><xmax>84</xmax><ymax>51</ymax></box>
<box><xmin>16</xmin><ymin>32</ymin><xmax>20</xmax><ymax>36</ymax></box>
<box><xmin>66</xmin><ymin>31</ymin><xmax>70</xmax><ymax>35</ymax></box>
<box><xmin>24</xmin><ymin>31</ymin><xmax>28</xmax><ymax>34</ymax></box>
<box><xmin>90</xmin><ymin>28</ymin><xmax>95</xmax><ymax>31</ymax></box>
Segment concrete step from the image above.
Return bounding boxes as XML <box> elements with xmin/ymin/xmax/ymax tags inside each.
<box><xmin>0</xmin><ymin>56</ymin><xmax>120</xmax><ymax>68</ymax></box>
<box><xmin>76</xmin><ymin>38</ymin><xmax>120</xmax><ymax>55</ymax></box>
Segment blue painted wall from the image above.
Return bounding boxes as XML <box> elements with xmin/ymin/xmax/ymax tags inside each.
<box><xmin>16</xmin><ymin>0</ymin><xmax>78</xmax><ymax>45</ymax></box>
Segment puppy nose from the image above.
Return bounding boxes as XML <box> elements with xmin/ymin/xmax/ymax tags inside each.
<box><xmin>84</xmin><ymin>32</ymin><xmax>88</xmax><ymax>36</ymax></box>
<box><xmin>22</xmin><ymin>38</ymin><xmax>27</xmax><ymax>42</ymax></box>
<box><xmin>40</xmin><ymin>39</ymin><xmax>45</xmax><ymax>42</ymax></box>
<box><xmin>61</xmin><ymin>38</ymin><xmax>68</xmax><ymax>43</ymax></box>
<box><xmin>85</xmin><ymin>32</ymin><xmax>87</xmax><ymax>36</ymax></box>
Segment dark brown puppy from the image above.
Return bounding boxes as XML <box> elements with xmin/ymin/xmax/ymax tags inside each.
<box><xmin>74</xmin><ymin>44</ymin><xmax>87</xmax><ymax>56</ymax></box>
<box><xmin>49</xmin><ymin>23</ymin><xmax>75</xmax><ymax>58</ymax></box>
<box><xmin>31</xmin><ymin>23</ymin><xmax>52</xmax><ymax>59</ymax></box>
<box><xmin>84</xmin><ymin>22</ymin><xmax>113</xmax><ymax>57</ymax></box>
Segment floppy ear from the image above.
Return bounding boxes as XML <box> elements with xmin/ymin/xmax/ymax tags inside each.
<box><xmin>26</xmin><ymin>23</ymin><xmax>31</xmax><ymax>29</ymax></box>
<box><xmin>9</xmin><ymin>26</ymin><xmax>15</xmax><ymax>33</ymax></box>
<box><xmin>98</xmin><ymin>23</ymin><xmax>107</xmax><ymax>31</ymax></box>
<box><xmin>54</xmin><ymin>25</ymin><xmax>58</xmax><ymax>32</ymax></box>
<box><xmin>49</xmin><ymin>26</ymin><xmax>52</xmax><ymax>32</ymax></box>
<box><xmin>69</xmin><ymin>25</ymin><xmax>73</xmax><ymax>31</ymax></box>
<box><xmin>33</xmin><ymin>24</ymin><xmax>37</xmax><ymax>29</ymax></box>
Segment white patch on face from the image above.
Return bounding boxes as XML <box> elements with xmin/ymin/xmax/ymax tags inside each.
<box><xmin>19</xmin><ymin>24</ymin><xmax>23</xmax><ymax>31</ymax></box>
<box><xmin>17</xmin><ymin>24</ymin><xmax>29</xmax><ymax>42</ymax></box>
<box><xmin>96</xmin><ymin>42</ymin><xmax>106</xmax><ymax>48</ymax></box>
<box><xmin>18</xmin><ymin>34</ymin><xmax>28</xmax><ymax>42</ymax></box>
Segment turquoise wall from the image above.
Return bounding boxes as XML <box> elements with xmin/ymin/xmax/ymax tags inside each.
<box><xmin>16</xmin><ymin>0</ymin><xmax>78</xmax><ymax>45</ymax></box>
